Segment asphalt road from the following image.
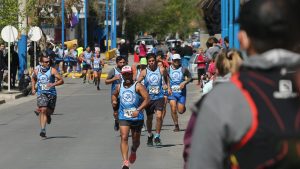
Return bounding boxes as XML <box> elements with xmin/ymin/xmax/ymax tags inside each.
<box><xmin>0</xmin><ymin>77</ymin><xmax>201</xmax><ymax>169</ymax></box>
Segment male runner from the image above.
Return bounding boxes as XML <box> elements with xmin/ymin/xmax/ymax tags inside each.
<box><xmin>112</xmin><ymin>66</ymin><xmax>149</xmax><ymax>169</ymax></box>
<box><xmin>105</xmin><ymin>56</ymin><xmax>126</xmax><ymax>131</ymax></box>
<box><xmin>80</xmin><ymin>46</ymin><xmax>93</xmax><ymax>83</ymax></box>
<box><xmin>31</xmin><ymin>55</ymin><xmax>64</xmax><ymax>138</ymax></box>
<box><xmin>137</xmin><ymin>53</ymin><xmax>169</xmax><ymax>146</ymax></box>
<box><xmin>167</xmin><ymin>54</ymin><xmax>191</xmax><ymax>132</ymax></box>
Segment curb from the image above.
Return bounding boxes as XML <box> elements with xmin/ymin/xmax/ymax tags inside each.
<box><xmin>63</xmin><ymin>73</ymin><xmax>108</xmax><ymax>79</ymax></box>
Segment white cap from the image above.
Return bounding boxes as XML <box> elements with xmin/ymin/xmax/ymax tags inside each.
<box><xmin>141</xmin><ymin>41</ymin><xmax>145</xmax><ymax>45</ymax></box>
<box><xmin>120</xmin><ymin>39</ymin><xmax>125</xmax><ymax>44</ymax></box>
<box><xmin>172</xmin><ymin>54</ymin><xmax>181</xmax><ymax>60</ymax></box>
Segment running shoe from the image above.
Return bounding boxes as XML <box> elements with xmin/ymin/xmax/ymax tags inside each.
<box><xmin>129</xmin><ymin>151</ymin><xmax>136</xmax><ymax>164</ymax></box>
<box><xmin>114</xmin><ymin>120</ymin><xmax>119</xmax><ymax>131</ymax></box>
<box><xmin>47</xmin><ymin>115</ymin><xmax>51</xmax><ymax>124</ymax></box>
<box><xmin>40</xmin><ymin>131</ymin><xmax>46</xmax><ymax>138</ymax></box>
<box><xmin>147</xmin><ymin>135</ymin><xmax>154</xmax><ymax>147</ymax></box>
<box><xmin>97</xmin><ymin>86</ymin><xmax>100</xmax><ymax>90</ymax></box>
<box><xmin>154</xmin><ymin>137</ymin><xmax>162</xmax><ymax>146</ymax></box>
<box><xmin>122</xmin><ymin>160</ymin><xmax>130</xmax><ymax>169</ymax></box>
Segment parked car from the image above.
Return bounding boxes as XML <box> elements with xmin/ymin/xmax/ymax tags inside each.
<box><xmin>166</xmin><ymin>39</ymin><xmax>182</xmax><ymax>50</ymax></box>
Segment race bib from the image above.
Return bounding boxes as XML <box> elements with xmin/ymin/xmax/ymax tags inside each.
<box><xmin>40</xmin><ymin>84</ymin><xmax>49</xmax><ymax>90</ymax></box>
<box><xmin>171</xmin><ymin>85</ymin><xmax>181</xmax><ymax>93</ymax></box>
<box><xmin>149</xmin><ymin>86</ymin><xmax>160</xmax><ymax>94</ymax></box>
<box><xmin>94</xmin><ymin>64</ymin><xmax>100</xmax><ymax>69</ymax></box>
<box><xmin>124</xmin><ymin>107</ymin><xmax>136</xmax><ymax>118</ymax></box>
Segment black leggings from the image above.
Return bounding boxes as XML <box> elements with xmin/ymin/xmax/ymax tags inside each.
<box><xmin>197</xmin><ymin>69</ymin><xmax>205</xmax><ymax>83</ymax></box>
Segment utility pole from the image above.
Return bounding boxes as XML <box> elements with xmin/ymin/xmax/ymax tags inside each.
<box><xmin>121</xmin><ymin>0</ymin><xmax>127</xmax><ymax>37</ymax></box>
<box><xmin>18</xmin><ymin>0</ymin><xmax>27</xmax><ymax>79</ymax></box>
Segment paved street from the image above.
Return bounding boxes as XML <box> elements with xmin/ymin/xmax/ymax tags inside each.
<box><xmin>0</xmin><ymin>76</ymin><xmax>201</xmax><ymax>169</ymax></box>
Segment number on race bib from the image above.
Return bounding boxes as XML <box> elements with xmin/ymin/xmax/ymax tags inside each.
<box><xmin>171</xmin><ymin>85</ymin><xmax>181</xmax><ymax>93</ymax></box>
<box><xmin>149</xmin><ymin>86</ymin><xmax>160</xmax><ymax>94</ymax></box>
<box><xmin>40</xmin><ymin>84</ymin><xmax>49</xmax><ymax>90</ymax></box>
<box><xmin>94</xmin><ymin>64</ymin><xmax>100</xmax><ymax>69</ymax></box>
<box><xmin>124</xmin><ymin>108</ymin><xmax>136</xmax><ymax>118</ymax></box>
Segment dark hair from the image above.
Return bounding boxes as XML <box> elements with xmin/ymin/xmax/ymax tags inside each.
<box><xmin>238</xmin><ymin>0</ymin><xmax>300</xmax><ymax>53</ymax></box>
<box><xmin>116</xmin><ymin>56</ymin><xmax>125</xmax><ymax>63</ymax></box>
<box><xmin>146</xmin><ymin>53</ymin><xmax>156</xmax><ymax>61</ymax></box>
<box><xmin>224</xmin><ymin>36</ymin><xmax>229</xmax><ymax>43</ymax></box>
<box><xmin>39</xmin><ymin>55</ymin><xmax>49</xmax><ymax>62</ymax></box>
<box><xmin>206</xmin><ymin>37</ymin><xmax>218</xmax><ymax>48</ymax></box>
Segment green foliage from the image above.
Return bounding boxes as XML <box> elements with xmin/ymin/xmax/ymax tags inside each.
<box><xmin>126</xmin><ymin>0</ymin><xmax>201</xmax><ymax>40</ymax></box>
<box><xmin>0</xmin><ymin>0</ymin><xmax>20</xmax><ymax>29</ymax></box>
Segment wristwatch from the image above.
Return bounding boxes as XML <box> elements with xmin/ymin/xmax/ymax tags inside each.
<box><xmin>136</xmin><ymin>108</ymin><xmax>141</xmax><ymax>111</ymax></box>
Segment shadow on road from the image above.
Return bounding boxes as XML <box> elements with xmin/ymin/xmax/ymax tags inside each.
<box><xmin>43</xmin><ymin>136</ymin><xmax>76</xmax><ymax>140</ymax></box>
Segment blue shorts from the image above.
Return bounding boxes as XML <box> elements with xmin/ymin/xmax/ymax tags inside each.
<box><xmin>168</xmin><ymin>93</ymin><xmax>186</xmax><ymax>105</ymax></box>
<box><xmin>163</xmin><ymin>89</ymin><xmax>168</xmax><ymax>96</ymax></box>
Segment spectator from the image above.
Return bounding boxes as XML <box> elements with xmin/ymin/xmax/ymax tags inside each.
<box><xmin>28</xmin><ymin>41</ymin><xmax>41</xmax><ymax>70</ymax></box>
<box><xmin>187</xmin><ymin>0</ymin><xmax>300</xmax><ymax>169</ymax></box>
<box><xmin>138</xmin><ymin>41</ymin><xmax>147</xmax><ymax>58</ymax></box>
<box><xmin>119</xmin><ymin>39</ymin><xmax>129</xmax><ymax>63</ymax></box>
<box><xmin>0</xmin><ymin>43</ymin><xmax>7</xmax><ymax>91</ymax></box>
<box><xmin>182</xmin><ymin>43</ymin><xmax>193</xmax><ymax>69</ymax></box>
<box><xmin>196</xmin><ymin>48</ymin><xmax>206</xmax><ymax>85</ymax></box>
<box><xmin>6</xmin><ymin>45</ymin><xmax>19</xmax><ymax>88</ymax></box>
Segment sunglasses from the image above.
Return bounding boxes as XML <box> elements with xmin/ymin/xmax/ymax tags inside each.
<box><xmin>43</xmin><ymin>61</ymin><xmax>50</xmax><ymax>63</ymax></box>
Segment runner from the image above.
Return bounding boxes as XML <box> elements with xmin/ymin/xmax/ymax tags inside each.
<box><xmin>92</xmin><ymin>49</ymin><xmax>104</xmax><ymax>90</ymax></box>
<box><xmin>79</xmin><ymin>46</ymin><xmax>93</xmax><ymax>83</ymax></box>
<box><xmin>137</xmin><ymin>53</ymin><xmax>169</xmax><ymax>146</ymax></box>
<box><xmin>112</xmin><ymin>66</ymin><xmax>150</xmax><ymax>169</ymax></box>
<box><xmin>157</xmin><ymin>51</ymin><xmax>170</xmax><ymax>119</ymax></box>
<box><xmin>167</xmin><ymin>54</ymin><xmax>191</xmax><ymax>132</ymax></box>
<box><xmin>133</xmin><ymin>57</ymin><xmax>147</xmax><ymax>84</ymax></box>
<box><xmin>105</xmin><ymin>56</ymin><xmax>126</xmax><ymax>131</ymax></box>
<box><xmin>31</xmin><ymin>55</ymin><xmax>64</xmax><ymax>138</ymax></box>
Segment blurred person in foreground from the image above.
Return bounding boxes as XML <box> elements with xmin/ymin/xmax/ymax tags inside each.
<box><xmin>187</xmin><ymin>0</ymin><xmax>300</xmax><ymax>169</ymax></box>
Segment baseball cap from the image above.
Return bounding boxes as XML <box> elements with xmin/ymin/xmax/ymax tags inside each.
<box><xmin>172</xmin><ymin>54</ymin><xmax>181</xmax><ymax>60</ymax></box>
<box><xmin>140</xmin><ymin>58</ymin><xmax>147</xmax><ymax>65</ymax></box>
<box><xmin>121</xmin><ymin>66</ymin><xmax>132</xmax><ymax>74</ymax></box>
<box><xmin>141</xmin><ymin>41</ymin><xmax>145</xmax><ymax>45</ymax></box>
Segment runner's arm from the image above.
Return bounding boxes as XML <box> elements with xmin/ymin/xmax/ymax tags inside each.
<box><xmin>111</xmin><ymin>84</ymin><xmax>120</xmax><ymax>118</ymax></box>
<box><xmin>52</xmin><ymin>68</ymin><xmax>64</xmax><ymax>87</ymax></box>
<box><xmin>105</xmin><ymin>69</ymin><xmax>117</xmax><ymax>84</ymax></box>
<box><xmin>137</xmin><ymin>69</ymin><xmax>146</xmax><ymax>83</ymax></box>
<box><xmin>183</xmin><ymin>68</ymin><xmax>192</xmax><ymax>85</ymax></box>
<box><xmin>161</xmin><ymin>67</ymin><xmax>171</xmax><ymax>92</ymax></box>
<box><xmin>31</xmin><ymin>69</ymin><xmax>38</xmax><ymax>94</ymax></box>
<box><xmin>136</xmin><ymin>83</ymin><xmax>150</xmax><ymax>110</ymax></box>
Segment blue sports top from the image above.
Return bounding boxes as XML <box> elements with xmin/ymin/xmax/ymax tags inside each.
<box><xmin>118</xmin><ymin>82</ymin><xmax>143</xmax><ymax>121</ymax></box>
<box><xmin>84</xmin><ymin>51</ymin><xmax>92</xmax><ymax>65</ymax></box>
<box><xmin>144</xmin><ymin>67</ymin><xmax>164</xmax><ymax>100</ymax></box>
<box><xmin>37</xmin><ymin>67</ymin><xmax>56</xmax><ymax>95</ymax></box>
<box><xmin>93</xmin><ymin>57</ymin><xmax>102</xmax><ymax>70</ymax></box>
<box><xmin>169</xmin><ymin>65</ymin><xmax>186</xmax><ymax>94</ymax></box>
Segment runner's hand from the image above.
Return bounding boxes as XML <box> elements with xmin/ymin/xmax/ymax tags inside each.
<box><xmin>31</xmin><ymin>89</ymin><xmax>36</xmax><ymax>95</ymax></box>
<box><xmin>132</xmin><ymin>110</ymin><xmax>139</xmax><ymax>118</ymax></box>
<box><xmin>114</xmin><ymin>74</ymin><xmax>121</xmax><ymax>81</ymax></box>
<box><xmin>113</xmin><ymin>111</ymin><xmax>118</xmax><ymax>119</ymax></box>
<box><xmin>47</xmin><ymin>83</ymin><xmax>55</xmax><ymax>88</ymax></box>
<box><xmin>179</xmin><ymin>82</ymin><xmax>186</xmax><ymax>90</ymax></box>
<box><xmin>168</xmin><ymin>88</ymin><xmax>172</xmax><ymax>95</ymax></box>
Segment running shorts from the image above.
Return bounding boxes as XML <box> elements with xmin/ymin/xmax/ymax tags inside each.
<box><xmin>37</xmin><ymin>93</ymin><xmax>57</xmax><ymax>110</ymax></box>
<box><xmin>145</xmin><ymin>98</ymin><xmax>165</xmax><ymax>116</ymax></box>
<box><xmin>168</xmin><ymin>93</ymin><xmax>186</xmax><ymax>105</ymax></box>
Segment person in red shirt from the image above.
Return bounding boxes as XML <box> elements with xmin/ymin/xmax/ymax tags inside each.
<box><xmin>196</xmin><ymin>48</ymin><xmax>206</xmax><ymax>85</ymax></box>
